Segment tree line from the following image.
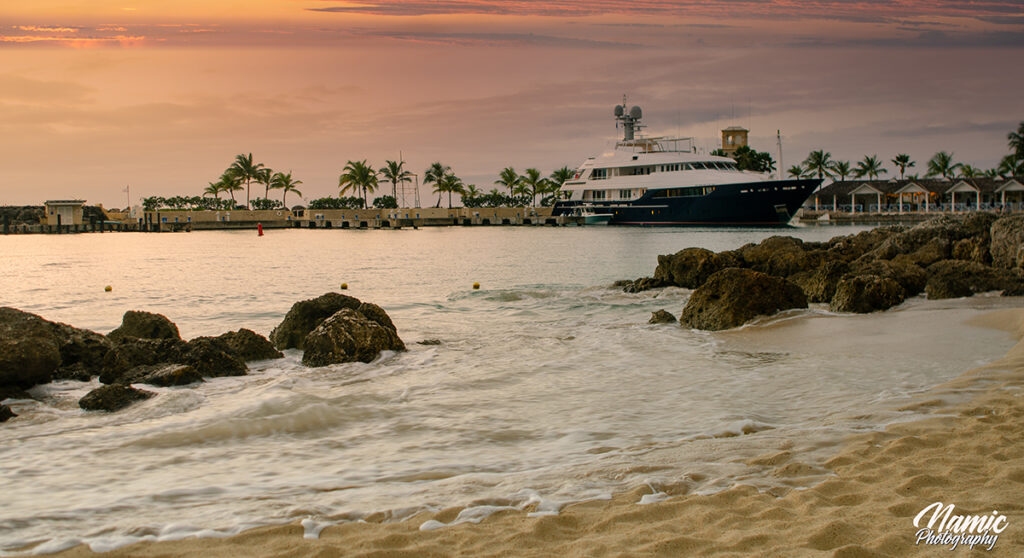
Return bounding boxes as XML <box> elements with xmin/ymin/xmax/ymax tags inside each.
<box><xmin>788</xmin><ymin>122</ymin><xmax>1024</xmax><ymax>183</ymax></box>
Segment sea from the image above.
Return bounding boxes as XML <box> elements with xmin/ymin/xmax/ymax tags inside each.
<box><xmin>0</xmin><ymin>225</ymin><xmax>1019</xmax><ymax>554</ymax></box>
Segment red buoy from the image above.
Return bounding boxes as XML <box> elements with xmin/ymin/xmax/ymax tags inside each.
<box><xmin>257</xmin><ymin>223</ymin><xmax>264</xmax><ymax>236</ymax></box>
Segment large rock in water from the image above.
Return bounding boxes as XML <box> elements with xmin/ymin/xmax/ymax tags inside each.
<box><xmin>107</xmin><ymin>310</ymin><xmax>181</xmax><ymax>342</ymax></box>
<box><xmin>0</xmin><ymin>307</ymin><xmax>112</xmax><ymax>388</ymax></box>
<box><xmin>680</xmin><ymin>268</ymin><xmax>808</xmax><ymax>331</ymax></box>
<box><xmin>0</xmin><ymin>404</ymin><xmax>15</xmax><ymax>422</ymax></box>
<box><xmin>79</xmin><ymin>384</ymin><xmax>154</xmax><ymax>412</ymax></box>
<box><xmin>0</xmin><ymin>308</ymin><xmax>62</xmax><ymax>388</ymax></box>
<box><xmin>214</xmin><ymin>329</ymin><xmax>283</xmax><ymax>361</ymax></box>
<box><xmin>924</xmin><ymin>260</ymin><xmax>1024</xmax><ymax>299</ymax></box>
<box><xmin>653</xmin><ymin>247</ymin><xmax>741</xmax><ymax>289</ymax></box>
<box><xmin>270</xmin><ymin>293</ymin><xmax>362</xmax><ymax>350</ymax></box>
<box><xmin>990</xmin><ymin>215</ymin><xmax>1024</xmax><ymax>271</ymax></box>
<box><xmin>830</xmin><ymin>275</ymin><xmax>906</xmax><ymax>313</ymax></box>
<box><xmin>302</xmin><ymin>304</ymin><xmax>406</xmax><ymax>366</ymax></box>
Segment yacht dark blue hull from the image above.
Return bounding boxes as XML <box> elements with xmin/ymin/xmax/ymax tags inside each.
<box><xmin>553</xmin><ymin>179</ymin><xmax>820</xmax><ymax>226</ymax></box>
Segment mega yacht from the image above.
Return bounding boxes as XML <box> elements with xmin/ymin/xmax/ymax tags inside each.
<box><xmin>552</xmin><ymin>103</ymin><xmax>820</xmax><ymax>225</ymax></box>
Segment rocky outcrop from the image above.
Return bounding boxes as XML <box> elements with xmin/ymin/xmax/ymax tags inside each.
<box><xmin>649</xmin><ymin>309</ymin><xmax>677</xmax><ymax>324</ymax></box>
<box><xmin>790</xmin><ymin>260</ymin><xmax>850</xmax><ymax>303</ymax></box>
<box><xmin>176</xmin><ymin>337</ymin><xmax>248</xmax><ymax>378</ymax></box>
<box><xmin>653</xmin><ymin>248</ymin><xmax>741</xmax><ymax>289</ymax></box>
<box><xmin>622</xmin><ymin>277</ymin><xmax>667</xmax><ymax>293</ymax></box>
<box><xmin>924</xmin><ymin>260</ymin><xmax>1024</xmax><ymax>299</ymax></box>
<box><xmin>0</xmin><ymin>404</ymin><xmax>15</xmax><ymax>422</ymax></box>
<box><xmin>302</xmin><ymin>307</ymin><xmax>406</xmax><ymax>366</ymax></box>
<box><xmin>270</xmin><ymin>293</ymin><xmax>362</xmax><ymax>350</ymax></box>
<box><xmin>830</xmin><ymin>275</ymin><xmax>906</xmax><ymax>313</ymax></box>
<box><xmin>680</xmin><ymin>268</ymin><xmax>807</xmax><ymax>331</ymax></box>
<box><xmin>214</xmin><ymin>329</ymin><xmax>283</xmax><ymax>361</ymax></box>
<box><xmin>79</xmin><ymin>384</ymin><xmax>155</xmax><ymax>412</ymax></box>
<box><xmin>736</xmin><ymin>236</ymin><xmax>820</xmax><ymax>278</ymax></box>
<box><xmin>0</xmin><ymin>307</ymin><xmax>62</xmax><ymax>388</ymax></box>
<box><xmin>107</xmin><ymin>310</ymin><xmax>181</xmax><ymax>342</ymax></box>
<box><xmin>99</xmin><ymin>338</ymin><xmax>185</xmax><ymax>384</ymax></box>
<box><xmin>0</xmin><ymin>308</ymin><xmax>113</xmax><ymax>388</ymax></box>
<box><xmin>115</xmin><ymin>364</ymin><xmax>203</xmax><ymax>387</ymax></box>
<box><xmin>990</xmin><ymin>215</ymin><xmax>1024</xmax><ymax>270</ymax></box>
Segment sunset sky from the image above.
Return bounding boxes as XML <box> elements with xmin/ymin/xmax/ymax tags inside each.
<box><xmin>1</xmin><ymin>0</ymin><xmax>1022</xmax><ymax>207</ymax></box>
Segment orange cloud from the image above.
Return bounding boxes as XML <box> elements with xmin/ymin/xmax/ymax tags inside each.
<box><xmin>14</xmin><ymin>25</ymin><xmax>79</xmax><ymax>32</ymax></box>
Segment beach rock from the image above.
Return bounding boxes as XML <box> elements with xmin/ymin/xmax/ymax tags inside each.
<box><xmin>120</xmin><ymin>364</ymin><xmax>203</xmax><ymax>387</ymax></box>
<box><xmin>0</xmin><ymin>404</ymin><xmax>14</xmax><ymax>422</ymax></box>
<box><xmin>848</xmin><ymin>259</ymin><xmax>927</xmax><ymax>298</ymax></box>
<box><xmin>649</xmin><ymin>309</ymin><xmax>677</xmax><ymax>324</ymax></box>
<box><xmin>830</xmin><ymin>275</ymin><xmax>906</xmax><ymax>313</ymax></box>
<box><xmin>214</xmin><ymin>329</ymin><xmax>283</xmax><ymax>361</ymax></box>
<box><xmin>302</xmin><ymin>307</ymin><xmax>406</xmax><ymax>366</ymax></box>
<box><xmin>990</xmin><ymin>215</ymin><xmax>1024</xmax><ymax>270</ymax></box>
<box><xmin>736</xmin><ymin>236</ymin><xmax>816</xmax><ymax>277</ymax></box>
<box><xmin>53</xmin><ymin>322</ymin><xmax>112</xmax><ymax>380</ymax></box>
<box><xmin>890</xmin><ymin>237</ymin><xmax>951</xmax><ymax>268</ymax></box>
<box><xmin>1003</xmin><ymin>283</ymin><xmax>1024</xmax><ymax>297</ymax></box>
<box><xmin>0</xmin><ymin>385</ymin><xmax>31</xmax><ymax>402</ymax></box>
<box><xmin>0</xmin><ymin>307</ymin><xmax>62</xmax><ymax>388</ymax></box>
<box><xmin>924</xmin><ymin>260</ymin><xmax>1023</xmax><ymax>299</ymax></box>
<box><xmin>99</xmin><ymin>338</ymin><xmax>186</xmax><ymax>384</ymax></box>
<box><xmin>417</xmin><ymin>339</ymin><xmax>442</xmax><ymax>345</ymax></box>
<box><xmin>951</xmin><ymin>237</ymin><xmax>990</xmax><ymax>265</ymax></box>
<box><xmin>653</xmin><ymin>247</ymin><xmax>740</xmax><ymax>289</ymax></box>
<box><xmin>178</xmin><ymin>337</ymin><xmax>247</xmax><ymax>378</ymax></box>
<box><xmin>107</xmin><ymin>310</ymin><xmax>181</xmax><ymax>342</ymax></box>
<box><xmin>826</xmin><ymin>226</ymin><xmax>903</xmax><ymax>263</ymax></box>
<box><xmin>270</xmin><ymin>293</ymin><xmax>362</xmax><ymax>350</ymax></box>
<box><xmin>790</xmin><ymin>260</ymin><xmax>850</xmax><ymax>303</ymax></box>
<box><xmin>680</xmin><ymin>268</ymin><xmax>807</xmax><ymax>331</ymax></box>
<box><xmin>622</xmin><ymin>277</ymin><xmax>667</xmax><ymax>293</ymax></box>
<box><xmin>78</xmin><ymin>384</ymin><xmax>155</xmax><ymax>412</ymax></box>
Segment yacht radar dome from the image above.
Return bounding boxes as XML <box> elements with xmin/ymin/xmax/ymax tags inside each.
<box><xmin>629</xmin><ymin>106</ymin><xmax>642</xmax><ymax>119</ymax></box>
<box><xmin>614</xmin><ymin>105</ymin><xmax>624</xmax><ymax>117</ymax></box>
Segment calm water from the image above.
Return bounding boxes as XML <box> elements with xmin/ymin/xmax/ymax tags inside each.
<box><xmin>0</xmin><ymin>226</ymin><xmax>1018</xmax><ymax>553</ymax></box>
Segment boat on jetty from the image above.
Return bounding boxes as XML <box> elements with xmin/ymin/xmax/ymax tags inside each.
<box><xmin>552</xmin><ymin>103</ymin><xmax>821</xmax><ymax>226</ymax></box>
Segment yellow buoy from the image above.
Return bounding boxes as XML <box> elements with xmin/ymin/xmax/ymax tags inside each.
<box><xmin>472</xmin><ymin>282</ymin><xmax>480</xmax><ymax>290</ymax></box>
<box><xmin>340</xmin><ymin>283</ymin><xmax>348</xmax><ymax>290</ymax></box>
<box><xmin>104</xmin><ymin>285</ymin><xmax>112</xmax><ymax>292</ymax></box>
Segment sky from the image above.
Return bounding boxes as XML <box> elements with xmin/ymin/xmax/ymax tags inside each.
<box><xmin>1</xmin><ymin>0</ymin><xmax>1022</xmax><ymax>208</ymax></box>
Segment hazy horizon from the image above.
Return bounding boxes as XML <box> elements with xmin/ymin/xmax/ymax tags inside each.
<box><xmin>1</xmin><ymin>0</ymin><xmax>1022</xmax><ymax>208</ymax></box>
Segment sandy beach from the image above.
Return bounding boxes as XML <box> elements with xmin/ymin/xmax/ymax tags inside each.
<box><xmin>48</xmin><ymin>307</ymin><xmax>1024</xmax><ymax>557</ymax></box>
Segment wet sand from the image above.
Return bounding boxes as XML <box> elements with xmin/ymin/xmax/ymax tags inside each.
<box><xmin>56</xmin><ymin>309</ymin><xmax>1024</xmax><ymax>557</ymax></box>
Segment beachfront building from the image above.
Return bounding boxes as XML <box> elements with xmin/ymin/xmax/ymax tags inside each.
<box><xmin>44</xmin><ymin>200</ymin><xmax>85</xmax><ymax>226</ymax></box>
<box><xmin>720</xmin><ymin>126</ymin><xmax>749</xmax><ymax>157</ymax></box>
<box><xmin>806</xmin><ymin>178</ymin><xmax>1024</xmax><ymax>214</ymax></box>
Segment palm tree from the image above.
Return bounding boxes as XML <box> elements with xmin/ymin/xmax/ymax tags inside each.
<box><xmin>271</xmin><ymin>171</ymin><xmax>303</xmax><ymax>207</ymax></box>
<box><xmin>423</xmin><ymin>162</ymin><xmax>450</xmax><ymax>208</ymax></box>
<box><xmin>802</xmin><ymin>150</ymin><xmax>834</xmax><ymax>180</ymax></box>
<box><xmin>787</xmin><ymin>164</ymin><xmax>805</xmax><ymax>179</ymax></box>
<box><xmin>203</xmin><ymin>182</ymin><xmax>222</xmax><ymax>201</ymax></box>
<box><xmin>998</xmin><ymin>154</ymin><xmax>1022</xmax><ymax>178</ymax></box>
<box><xmin>830</xmin><ymin>160</ymin><xmax>852</xmax><ymax>181</ymax></box>
<box><xmin>257</xmin><ymin>168</ymin><xmax>274</xmax><ymax>200</ymax></box>
<box><xmin>439</xmin><ymin>171</ymin><xmax>464</xmax><ymax>208</ymax></box>
<box><xmin>519</xmin><ymin>168</ymin><xmax>549</xmax><ymax>207</ymax></box>
<box><xmin>380</xmin><ymin>159</ymin><xmax>413</xmax><ymax>203</ymax></box>
<box><xmin>548</xmin><ymin>166</ymin><xmax>573</xmax><ymax>201</ymax></box>
<box><xmin>854</xmin><ymin>155</ymin><xmax>887</xmax><ymax>180</ymax></box>
<box><xmin>218</xmin><ymin>170</ymin><xmax>243</xmax><ymax>207</ymax></box>
<box><xmin>1008</xmin><ymin>121</ymin><xmax>1024</xmax><ymax>158</ymax></box>
<box><xmin>463</xmin><ymin>184</ymin><xmax>481</xmax><ymax>198</ymax></box>
<box><xmin>338</xmin><ymin>160</ymin><xmax>378</xmax><ymax>207</ymax></box>
<box><xmin>958</xmin><ymin>164</ymin><xmax>981</xmax><ymax>178</ymax></box>
<box><xmin>495</xmin><ymin>167</ymin><xmax>520</xmax><ymax>200</ymax></box>
<box><xmin>891</xmin><ymin>154</ymin><xmax>915</xmax><ymax>179</ymax></box>
<box><xmin>926</xmin><ymin>151</ymin><xmax>958</xmax><ymax>180</ymax></box>
<box><xmin>230</xmin><ymin>153</ymin><xmax>265</xmax><ymax>209</ymax></box>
